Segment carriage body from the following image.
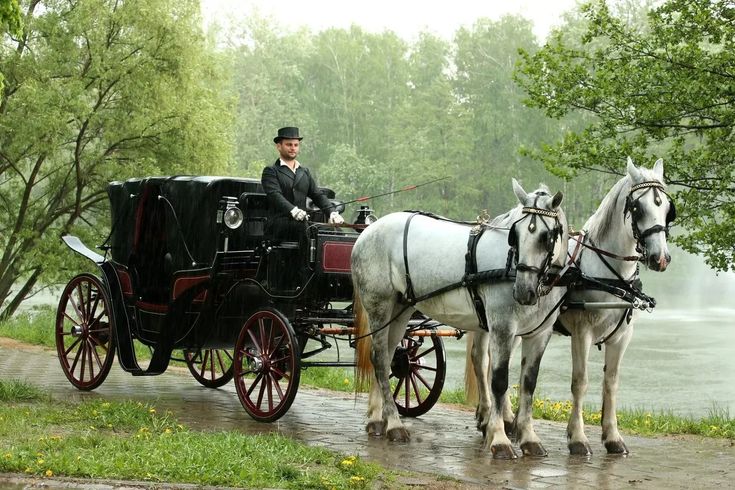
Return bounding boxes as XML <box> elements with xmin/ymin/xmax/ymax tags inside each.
<box><xmin>103</xmin><ymin>175</ymin><xmax>360</xmax><ymax>349</ymax></box>
<box><xmin>56</xmin><ymin>175</ymin><xmax>447</xmax><ymax>421</ymax></box>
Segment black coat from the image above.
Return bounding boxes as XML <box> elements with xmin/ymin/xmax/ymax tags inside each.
<box><xmin>261</xmin><ymin>160</ymin><xmax>334</xmax><ymax>240</ymax></box>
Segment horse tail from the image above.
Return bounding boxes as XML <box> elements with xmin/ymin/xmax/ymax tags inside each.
<box><xmin>464</xmin><ymin>331</ymin><xmax>479</xmax><ymax>405</ymax></box>
<box><xmin>353</xmin><ymin>287</ymin><xmax>373</xmax><ymax>392</ymax></box>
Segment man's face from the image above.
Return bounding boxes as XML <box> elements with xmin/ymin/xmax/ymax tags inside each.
<box><xmin>277</xmin><ymin>138</ymin><xmax>300</xmax><ymax>161</ymax></box>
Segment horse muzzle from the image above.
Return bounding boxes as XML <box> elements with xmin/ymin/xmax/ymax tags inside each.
<box><xmin>645</xmin><ymin>251</ymin><xmax>671</xmax><ymax>272</ymax></box>
<box><xmin>513</xmin><ymin>282</ymin><xmax>539</xmax><ymax>306</ymax></box>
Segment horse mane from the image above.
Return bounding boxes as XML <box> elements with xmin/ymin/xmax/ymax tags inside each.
<box><xmin>583</xmin><ymin>175</ymin><xmax>630</xmax><ymax>241</ymax></box>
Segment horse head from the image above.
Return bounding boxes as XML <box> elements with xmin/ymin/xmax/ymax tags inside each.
<box><xmin>509</xmin><ymin>178</ymin><xmax>568</xmax><ymax>305</ymax></box>
<box><xmin>624</xmin><ymin>157</ymin><xmax>674</xmax><ymax>271</ymax></box>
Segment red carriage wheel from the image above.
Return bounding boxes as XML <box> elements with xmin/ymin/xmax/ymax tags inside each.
<box><xmin>233</xmin><ymin>308</ymin><xmax>301</xmax><ymax>422</ymax></box>
<box><xmin>184</xmin><ymin>349</ymin><xmax>234</xmax><ymax>388</ymax></box>
<box><xmin>391</xmin><ymin>334</ymin><xmax>446</xmax><ymax>417</ymax></box>
<box><xmin>55</xmin><ymin>273</ymin><xmax>116</xmax><ymax>390</ymax></box>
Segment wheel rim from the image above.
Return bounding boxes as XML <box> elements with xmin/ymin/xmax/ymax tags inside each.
<box><xmin>55</xmin><ymin>274</ymin><xmax>115</xmax><ymax>390</ymax></box>
<box><xmin>184</xmin><ymin>349</ymin><xmax>234</xmax><ymax>388</ymax></box>
<box><xmin>391</xmin><ymin>334</ymin><xmax>446</xmax><ymax>417</ymax></box>
<box><xmin>233</xmin><ymin>309</ymin><xmax>300</xmax><ymax>422</ymax></box>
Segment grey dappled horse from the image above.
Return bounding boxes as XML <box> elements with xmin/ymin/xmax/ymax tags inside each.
<box><xmin>353</xmin><ymin>179</ymin><xmax>568</xmax><ymax>459</ymax></box>
<box><xmin>467</xmin><ymin>157</ymin><xmax>675</xmax><ymax>456</ymax></box>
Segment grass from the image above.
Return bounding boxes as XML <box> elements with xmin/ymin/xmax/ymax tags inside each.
<box><xmin>3</xmin><ymin>306</ymin><xmax>734</xmax><ymax>441</ymax></box>
<box><xmin>0</xmin><ymin>379</ymin><xmax>396</xmax><ymax>489</ymax></box>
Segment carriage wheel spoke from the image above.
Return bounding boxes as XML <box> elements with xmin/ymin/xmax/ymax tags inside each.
<box><xmin>197</xmin><ymin>350</ymin><xmax>210</xmax><ymax>379</ymax></box>
<box><xmin>269</xmin><ymin>373</ymin><xmax>285</xmax><ymax>400</ymax></box>
<box><xmin>412</xmin><ymin>370</ymin><xmax>432</xmax><ymax>391</ymax></box>
<box><xmin>409</xmin><ymin>374</ymin><xmax>423</xmax><ymax>405</ymax></box>
<box><xmin>68</xmin><ymin>292</ymin><xmax>85</xmax><ymax>324</ymax></box>
<box><xmin>215</xmin><ymin>350</ymin><xmax>231</xmax><ymax>374</ymax></box>
<box><xmin>256</xmin><ymin>373</ymin><xmax>267</xmax><ymax>409</ymax></box>
<box><xmin>64</xmin><ymin>336</ymin><xmax>83</xmax><ymax>357</ymax></box>
<box><xmin>266</xmin><ymin>373</ymin><xmax>274</xmax><ymax>411</ymax></box>
<box><xmin>412</xmin><ymin>345</ymin><xmax>436</xmax><ymax>361</ymax></box>
<box><xmin>247</xmin><ymin>373</ymin><xmax>264</xmax><ymax>397</ymax></box>
<box><xmin>392</xmin><ymin>376</ymin><xmax>405</xmax><ymax>399</ymax></box>
<box><xmin>86</xmin><ymin>339</ymin><xmax>96</xmax><ymax>379</ymax></box>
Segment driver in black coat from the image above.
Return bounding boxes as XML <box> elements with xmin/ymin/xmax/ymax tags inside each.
<box><xmin>261</xmin><ymin>126</ymin><xmax>344</xmax><ymax>242</ymax></box>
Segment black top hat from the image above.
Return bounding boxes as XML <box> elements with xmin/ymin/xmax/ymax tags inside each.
<box><xmin>274</xmin><ymin>127</ymin><xmax>303</xmax><ymax>143</ymax></box>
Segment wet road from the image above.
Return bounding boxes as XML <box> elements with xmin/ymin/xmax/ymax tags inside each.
<box><xmin>1</xmin><ymin>342</ymin><xmax>733</xmax><ymax>489</ymax></box>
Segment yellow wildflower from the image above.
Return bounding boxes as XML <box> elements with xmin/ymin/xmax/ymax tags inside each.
<box><xmin>45</xmin><ymin>469</ymin><xmax>53</xmax><ymax>477</ymax></box>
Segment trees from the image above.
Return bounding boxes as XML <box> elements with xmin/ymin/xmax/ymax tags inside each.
<box><xmin>0</xmin><ymin>0</ymin><xmax>22</xmax><ymax>93</ymax></box>
<box><xmin>0</xmin><ymin>0</ymin><xmax>233</xmax><ymax>318</ymax></box>
<box><xmin>516</xmin><ymin>0</ymin><xmax>735</xmax><ymax>271</ymax></box>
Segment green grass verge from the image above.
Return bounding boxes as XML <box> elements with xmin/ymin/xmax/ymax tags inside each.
<box><xmin>0</xmin><ymin>379</ymin><xmax>393</xmax><ymax>489</ymax></box>
<box><xmin>3</xmin><ymin>307</ymin><xmax>733</xmax><ymax>440</ymax></box>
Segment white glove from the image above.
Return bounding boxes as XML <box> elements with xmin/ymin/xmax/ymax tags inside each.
<box><xmin>290</xmin><ymin>206</ymin><xmax>308</xmax><ymax>221</ymax></box>
<box><xmin>328</xmin><ymin>212</ymin><xmax>345</xmax><ymax>224</ymax></box>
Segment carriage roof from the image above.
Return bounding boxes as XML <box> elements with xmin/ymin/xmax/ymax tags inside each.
<box><xmin>107</xmin><ymin>175</ymin><xmax>337</xmax><ymax>272</ymax></box>
<box><xmin>107</xmin><ymin>176</ymin><xmax>266</xmax><ymax>271</ymax></box>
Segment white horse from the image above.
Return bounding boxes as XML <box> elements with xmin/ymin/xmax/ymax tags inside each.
<box><xmin>466</xmin><ymin>157</ymin><xmax>675</xmax><ymax>455</ymax></box>
<box><xmin>353</xmin><ymin>179</ymin><xmax>568</xmax><ymax>459</ymax></box>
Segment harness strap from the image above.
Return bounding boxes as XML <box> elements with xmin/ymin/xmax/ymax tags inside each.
<box><xmin>596</xmin><ymin>308</ymin><xmax>632</xmax><ymax>350</ymax></box>
<box><xmin>466</xmin><ymin>225</ymin><xmax>489</xmax><ymax>330</ymax></box>
<box><xmin>402</xmin><ymin>212</ymin><xmax>421</xmax><ymax>304</ymax></box>
<box><xmin>520</xmin><ymin>291</ymin><xmax>569</xmax><ymax>338</ymax></box>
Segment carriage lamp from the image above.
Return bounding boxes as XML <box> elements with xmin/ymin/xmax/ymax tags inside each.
<box><xmin>217</xmin><ymin>197</ymin><xmax>244</xmax><ymax>230</ymax></box>
<box><xmin>223</xmin><ymin>207</ymin><xmax>244</xmax><ymax>229</ymax></box>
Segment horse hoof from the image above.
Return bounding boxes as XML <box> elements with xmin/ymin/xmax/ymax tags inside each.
<box><xmin>366</xmin><ymin>421</ymin><xmax>384</xmax><ymax>437</ymax></box>
<box><xmin>491</xmin><ymin>444</ymin><xmax>517</xmax><ymax>460</ymax></box>
<box><xmin>521</xmin><ymin>441</ymin><xmax>548</xmax><ymax>457</ymax></box>
<box><xmin>605</xmin><ymin>440</ymin><xmax>629</xmax><ymax>455</ymax></box>
<box><xmin>568</xmin><ymin>441</ymin><xmax>593</xmax><ymax>456</ymax></box>
<box><xmin>387</xmin><ymin>427</ymin><xmax>410</xmax><ymax>442</ymax></box>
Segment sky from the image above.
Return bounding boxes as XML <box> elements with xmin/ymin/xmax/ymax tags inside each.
<box><xmin>201</xmin><ymin>0</ymin><xmax>581</xmax><ymax>42</ymax></box>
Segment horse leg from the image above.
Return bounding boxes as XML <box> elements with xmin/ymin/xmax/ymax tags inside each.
<box><xmin>485</xmin><ymin>326</ymin><xmax>517</xmax><ymax>459</ymax></box>
<box><xmin>601</xmin><ymin>326</ymin><xmax>633</xmax><ymax>454</ymax></box>
<box><xmin>567</xmin><ymin>327</ymin><xmax>594</xmax><ymax>455</ymax></box>
<box><xmin>473</xmin><ymin>332</ymin><xmax>517</xmax><ymax>437</ymax></box>
<box><xmin>368</xmin><ymin>304</ymin><xmax>413</xmax><ymax>442</ymax></box>
<box><xmin>503</xmin><ymin>336</ymin><xmax>520</xmax><ymax>435</ymax></box>
<box><xmin>515</xmin><ymin>331</ymin><xmax>552</xmax><ymax>457</ymax></box>
<box><xmin>365</xmin><ymin>370</ymin><xmax>384</xmax><ymax>436</ymax></box>
<box><xmin>471</xmin><ymin>331</ymin><xmax>491</xmax><ymax>435</ymax></box>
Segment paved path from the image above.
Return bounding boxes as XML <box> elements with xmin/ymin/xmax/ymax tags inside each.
<box><xmin>1</xmin><ymin>342</ymin><xmax>733</xmax><ymax>489</ymax></box>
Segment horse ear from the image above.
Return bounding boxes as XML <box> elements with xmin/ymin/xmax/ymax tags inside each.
<box><xmin>551</xmin><ymin>191</ymin><xmax>563</xmax><ymax>209</ymax></box>
<box><xmin>512</xmin><ymin>178</ymin><xmax>527</xmax><ymax>204</ymax></box>
<box><xmin>653</xmin><ymin>158</ymin><xmax>664</xmax><ymax>180</ymax></box>
<box><xmin>626</xmin><ymin>156</ymin><xmax>641</xmax><ymax>181</ymax></box>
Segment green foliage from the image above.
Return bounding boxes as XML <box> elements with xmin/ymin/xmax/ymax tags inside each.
<box><xmin>0</xmin><ymin>308</ymin><xmax>56</xmax><ymax>347</ymax></box>
<box><xmin>0</xmin><ymin>389</ymin><xmax>387</xmax><ymax>488</ymax></box>
<box><xmin>0</xmin><ymin>0</ymin><xmax>234</xmax><ymax>318</ymax></box>
<box><xmin>516</xmin><ymin>0</ymin><xmax>735</xmax><ymax>271</ymax></box>
<box><xmin>0</xmin><ymin>379</ymin><xmax>46</xmax><ymax>402</ymax></box>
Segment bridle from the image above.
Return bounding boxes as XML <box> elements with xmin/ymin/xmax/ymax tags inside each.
<box><xmin>507</xmin><ymin>195</ymin><xmax>564</xmax><ymax>294</ymax></box>
<box><xmin>624</xmin><ymin>181</ymin><xmax>676</xmax><ymax>258</ymax></box>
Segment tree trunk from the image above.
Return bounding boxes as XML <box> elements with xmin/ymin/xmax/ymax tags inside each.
<box><xmin>0</xmin><ymin>268</ymin><xmax>41</xmax><ymax>321</ymax></box>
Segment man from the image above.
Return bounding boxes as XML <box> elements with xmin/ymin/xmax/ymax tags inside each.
<box><xmin>261</xmin><ymin>126</ymin><xmax>344</xmax><ymax>242</ymax></box>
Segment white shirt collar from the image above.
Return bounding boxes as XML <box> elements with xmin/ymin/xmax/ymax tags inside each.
<box><xmin>278</xmin><ymin>159</ymin><xmax>300</xmax><ymax>172</ymax></box>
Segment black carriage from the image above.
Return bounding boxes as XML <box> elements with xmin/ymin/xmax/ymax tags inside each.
<box><xmin>56</xmin><ymin>176</ymin><xmax>458</xmax><ymax>421</ymax></box>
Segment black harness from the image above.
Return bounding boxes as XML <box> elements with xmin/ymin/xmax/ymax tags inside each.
<box><xmin>401</xmin><ymin>205</ymin><xmax>563</xmax><ymax>330</ymax></box>
<box><xmin>625</xmin><ymin>181</ymin><xmax>677</xmax><ymax>256</ymax></box>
